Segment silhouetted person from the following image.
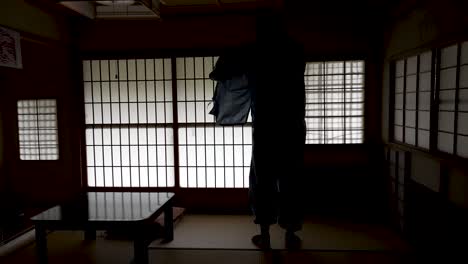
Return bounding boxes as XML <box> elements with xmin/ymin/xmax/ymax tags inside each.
<box><xmin>248</xmin><ymin>14</ymin><xmax>306</xmax><ymax>250</ymax></box>
<box><xmin>209</xmin><ymin>13</ymin><xmax>305</xmax><ymax>250</ymax></box>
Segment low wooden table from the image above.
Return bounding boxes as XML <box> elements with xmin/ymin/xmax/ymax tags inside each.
<box><xmin>31</xmin><ymin>192</ymin><xmax>175</xmax><ymax>264</ymax></box>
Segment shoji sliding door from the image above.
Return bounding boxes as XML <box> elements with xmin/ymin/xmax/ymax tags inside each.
<box><xmin>83</xmin><ymin>59</ymin><xmax>175</xmax><ymax>188</ymax></box>
<box><xmin>83</xmin><ymin>57</ymin><xmax>252</xmax><ymax>189</ymax></box>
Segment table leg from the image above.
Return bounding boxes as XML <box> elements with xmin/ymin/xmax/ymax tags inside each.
<box><xmin>163</xmin><ymin>202</ymin><xmax>173</xmax><ymax>243</ymax></box>
<box><xmin>35</xmin><ymin>225</ymin><xmax>48</xmax><ymax>264</ymax></box>
<box><xmin>133</xmin><ymin>238</ymin><xmax>148</xmax><ymax>264</ymax></box>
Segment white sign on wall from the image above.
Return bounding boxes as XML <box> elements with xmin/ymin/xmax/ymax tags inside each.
<box><xmin>0</xmin><ymin>26</ymin><xmax>22</xmax><ymax>69</ymax></box>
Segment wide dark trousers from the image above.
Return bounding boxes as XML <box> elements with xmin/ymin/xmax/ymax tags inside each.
<box><xmin>248</xmin><ymin>126</ymin><xmax>305</xmax><ymax>232</ymax></box>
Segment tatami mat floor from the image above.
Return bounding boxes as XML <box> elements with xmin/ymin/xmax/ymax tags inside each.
<box><xmin>151</xmin><ymin>215</ymin><xmax>409</xmax><ymax>251</ymax></box>
<box><xmin>0</xmin><ymin>214</ymin><xmax>415</xmax><ymax>264</ymax></box>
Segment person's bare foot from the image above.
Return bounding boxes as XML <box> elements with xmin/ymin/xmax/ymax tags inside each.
<box><xmin>251</xmin><ymin>234</ymin><xmax>271</xmax><ymax>250</ymax></box>
<box><xmin>285</xmin><ymin>232</ymin><xmax>301</xmax><ymax>250</ymax></box>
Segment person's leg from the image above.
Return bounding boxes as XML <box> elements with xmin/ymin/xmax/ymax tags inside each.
<box><xmin>278</xmin><ymin>157</ymin><xmax>304</xmax><ymax>249</ymax></box>
<box><xmin>278</xmin><ymin>185</ymin><xmax>303</xmax><ymax>234</ymax></box>
<box><xmin>249</xmin><ymin>157</ymin><xmax>277</xmax><ymax>249</ymax></box>
<box><xmin>251</xmin><ymin>224</ymin><xmax>271</xmax><ymax>249</ymax></box>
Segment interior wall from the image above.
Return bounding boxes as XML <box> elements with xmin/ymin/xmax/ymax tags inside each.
<box><xmin>382</xmin><ymin>0</ymin><xmax>468</xmax><ymax>250</ymax></box>
<box><xmin>0</xmin><ymin>0</ymin><xmax>80</xmax><ymax>207</ymax></box>
<box><xmin>78</xmin><ymin>14</ymin><xmax>257</xmax><ymax>53</ymax></box>
<box><xmin>447</xmin><ymin>166</ymin><xmax>468</xmax><ymax>209</ymax></box>
<box><xmin>290</xmin><ymin>6</ymin><xmax>385</xmax><ymax>218</ymax></box>
<box><xmin>0</xmin><ymin>0</ymin><xmax>69</xmax><ymax>41</ymax></box>
<box><xmin>383</xmin><ymin>0</ymin><xmax>468</xmax><ymax>205</ymax></box>
<box><xmin>411</xmin><ymin>153</ymin><xmax>440</xmax><ymax>192</ymax></box>
<box><xmin>77</xmin><ymin>5</ymin><xmax>386</xmax><ymax>216</ymax></box>
<box><xmin>0</xmin><ymin>0</ymin><xmax>69</xmax><ymax>199</ymax></box>
<box><xmin>0</xmin><ymin>111</ymin><xmax>4</xmax><ymax>192</ymax></box>
<box><xmin>77</xmin><ymin>7</ymin><xmax>383</xmax><ymax>142</ymax></box>
<box><xmin>0</xmin><ymin>0</ymin><xmax>387</xmax><ymax>216</ymax></box>
<box><xmin>0</xmin><ymin>39</ymin><xmax>82</xmax><ymax>207</ymax></box>
<box><xmin>382</xmin><ymin>0</ymin><xmax>468</xmax><ymax>142</ymax></box>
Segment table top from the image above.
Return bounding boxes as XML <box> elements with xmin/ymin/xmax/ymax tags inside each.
<box><xmin>31</xmin><ymin>192</ymin><xmax>174</xmax><ymax>223</ymax></box>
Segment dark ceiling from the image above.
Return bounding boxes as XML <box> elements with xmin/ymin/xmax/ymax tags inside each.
<box><xmin>34</xmin><ymin>0</ymin><xmax>418</xmax><ymax>19</ymax></box>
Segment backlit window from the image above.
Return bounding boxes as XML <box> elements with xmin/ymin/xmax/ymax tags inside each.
<box><xmin>304</xmin><ymin>61</ymin><xmax>364</xmax><ymax>144</ymax></box>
